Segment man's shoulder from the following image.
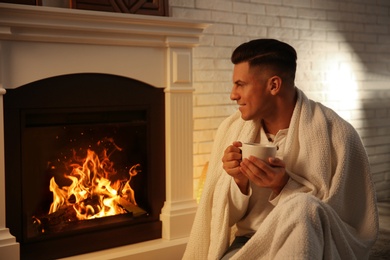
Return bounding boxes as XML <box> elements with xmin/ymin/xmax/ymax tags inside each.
<box><xmin>298</xmin><ymin>91</ymin><xmax>359</xmax><ymax>139</ymax></box>
<box><xmin>314</xmin><ymin>102</ymin><xmax>353</xmax><ymax>128</ymax></box>
<box><xmin>310</xmin><ymin>100</ymin><xmax>360</xmax><ymax>141</ymax></box>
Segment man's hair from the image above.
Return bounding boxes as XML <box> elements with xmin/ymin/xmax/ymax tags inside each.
<box><xmin>231</xmin><ymin>39</ymin><xmax>297</xmax><ymax>83</ymax></box>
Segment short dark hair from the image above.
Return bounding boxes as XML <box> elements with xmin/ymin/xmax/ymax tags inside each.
<box><xmin>231</xmin><ymin>39</ymin><xmax>297</xmax><ymax>82</ymax></box>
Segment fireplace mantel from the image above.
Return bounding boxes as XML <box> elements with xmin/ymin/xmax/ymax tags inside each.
<box><xmin>0</xmin><ymin>3</ymin><xmax>209</xmax><ymax>89</ymax></box>
<box><xmin>0</xmin><ymin>3</ymin><xmax>209</xmax><ymax>259</ymax></box>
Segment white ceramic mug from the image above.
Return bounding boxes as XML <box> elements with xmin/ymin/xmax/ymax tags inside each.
<box><xmin>241</xmin><ymin>143</ymin><xmax>277</xmax><ymax>161</ymax></box>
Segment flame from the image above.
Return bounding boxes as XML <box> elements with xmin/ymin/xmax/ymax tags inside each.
<box><xmin>49</xmin><ymin>147</ymin><xmax>139</xmax><ymax>220</ymax></box>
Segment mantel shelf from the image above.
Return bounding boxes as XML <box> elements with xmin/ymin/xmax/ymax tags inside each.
<box><xmin>0</xmin><ymin>3</ymin><xmax>210</xmax><ymax>47</ymax></box>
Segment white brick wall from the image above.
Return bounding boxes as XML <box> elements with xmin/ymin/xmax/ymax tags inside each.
<box><xmin>169</xmin><ymin>0</ymin><xmax>390</xmax><ymax>201</ymax></box>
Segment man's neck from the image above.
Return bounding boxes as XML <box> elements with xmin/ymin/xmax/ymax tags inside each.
<box><xmin>261</xmin><ymin>119</ymin><xmax>288</xmax><ymax>136</ymax></box>
<box><xmin>262</xmin><ymin>88</ymin><xmax>297</xmax><ymax>135</ymax></box>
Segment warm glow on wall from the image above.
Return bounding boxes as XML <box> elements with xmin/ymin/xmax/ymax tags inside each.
<box><xmin>327</xmin><ymin>62</ymin><xmax>359</xmax><ymax>110</ymax></box>
<box><xmin>319</xmin><ymin>45</ymin><xmax>364</xmax><ymax>122</ymax></box>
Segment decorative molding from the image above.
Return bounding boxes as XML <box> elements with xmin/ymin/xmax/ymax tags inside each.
<box><xmin>72</xmin><ymin>0</ymin><xmax>169</xmax><ymax>16</ymax></box>
<box><xmin>0</xmin><ymin>0</ymin><xmax>169</xmax><ymax>16</ymax></box>
<box><xmin>0</xmin><ymin>3</ymin><xmax>208</xmax><ymax>48</ymax></box>
<box><xmin>167</xmin><ymin>47</ymin><xmax>193</xmax><ymax>91</ymax></box>
<box><xmin>0</xmin><ymin>3</ymin><xmax>210</xmax><ymax>89</ymax></box>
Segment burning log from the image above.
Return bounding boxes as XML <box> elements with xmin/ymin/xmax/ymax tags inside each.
<box><xmin>32</xmin><ymin>198</ymin><xmax>147</xmax><ymax>236</ymax></box>
<box><xmin>116</xmin><ymin>197</ymin><xmax>147</xmax><ymax>217</ymax></box>
<box><xmin>31</xmin><ymin>140</ymin><xmax>147</xmax><ymax>236</ymax></box>
<box><xmin>32</xmin><ymin>205</ymin><xmax>78</xmax><ymax>234</ymax></box>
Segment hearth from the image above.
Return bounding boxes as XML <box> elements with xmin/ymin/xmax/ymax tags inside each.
<box><xmin>4</xmin><ymin>73</ymin><xmax>165</xmax><ymax>259</ymax></box>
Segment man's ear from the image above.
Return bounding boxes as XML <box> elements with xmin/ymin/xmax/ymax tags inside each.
<box><xmin>269</xmin><ymin>76</ymin><xmax>282</xmax><ymax>95</ymax></box>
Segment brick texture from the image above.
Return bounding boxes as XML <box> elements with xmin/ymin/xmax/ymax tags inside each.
<box><xmin>169</xmin><ymin>0</ymin><xmax>390</xmax><ymax>201</ymax></box>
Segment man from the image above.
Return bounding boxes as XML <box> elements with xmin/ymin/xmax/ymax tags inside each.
<box><xmin>183</xmin><ymin>39</ymin><xmax>378</xmax><ymax>259</ymax></box>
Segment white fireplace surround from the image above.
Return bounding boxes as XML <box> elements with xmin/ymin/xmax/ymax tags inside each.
<box><xmin>0</xmin><ymin>3</ymin><xmax>208</xmax><ymax>259</ymax></box>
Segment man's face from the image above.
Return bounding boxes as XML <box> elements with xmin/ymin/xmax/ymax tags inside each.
<box><xmin>231</xmin><ymin>62</ymin><xmax>273</xmax><ymax>121</ymax></box>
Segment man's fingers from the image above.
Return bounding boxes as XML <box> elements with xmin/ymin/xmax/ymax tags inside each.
<box><xmin>268</xmin><ymin>157</ymin><xmax>285</xmax><ymax>167</ymax></box>
<box><xmin>232</xmin><ymin>141</ymin><xmax>243</xmax><ymax>148</ymax></box>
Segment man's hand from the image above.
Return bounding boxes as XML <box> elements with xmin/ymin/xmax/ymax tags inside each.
<box><xmin>240</xmin><ymin>156</ymin><xmax>289</xmax><ymax>195</ymax></box>
<box><xmin>222</xmin><ymin>141</ymin><xmax>249</xmax><ymax>194</ymax></box>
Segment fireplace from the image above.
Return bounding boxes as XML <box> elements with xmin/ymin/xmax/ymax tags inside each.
<box><xmin>0</xmin><ymin>3</ymin><xmax>209</xmax><ymax>259</ymax></box>
<box><xmin>4</xmin><ymin>73</ymin><xmax>166</xmax><ymax>259</ymax></box>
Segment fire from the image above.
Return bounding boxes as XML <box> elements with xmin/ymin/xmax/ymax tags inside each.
<box><xmin>49</xmin><ymin>147</ymin><xmax>140</xmax><ymax>221</ymax></box>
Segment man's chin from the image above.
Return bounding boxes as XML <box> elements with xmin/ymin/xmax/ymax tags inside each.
<box><xmin>239</xmin><ymin>113</ymin><xmax>251</xmax><ymax>121</ymax></box>
<box><xmin>240</xmin><ymin>112</ymin><xmax>259</xmax><ymax>122</ymax></box>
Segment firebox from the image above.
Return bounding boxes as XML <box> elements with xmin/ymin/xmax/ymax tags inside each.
<box><xmin>4</xmin><ymin>73</ymin><xmax>165</xmax><ymax>259</ymax></box>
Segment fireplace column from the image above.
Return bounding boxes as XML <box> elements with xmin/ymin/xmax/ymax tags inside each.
<box><xmin>0</xmin><ymin>88</ymin><xmax>19</xmax><ymax>259</ymax></box>
<box><xmin>160</xmin><ymin>45</ymin><xmax>198</xmax><ymax>239</ymax></box>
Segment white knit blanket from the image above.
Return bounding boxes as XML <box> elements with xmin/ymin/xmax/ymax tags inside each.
<box><xmin>183</xmin><ymin>89</ymin><xmax>378</xmax><ymax>260</ymax></box>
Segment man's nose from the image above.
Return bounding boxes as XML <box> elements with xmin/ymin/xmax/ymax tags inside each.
<box><xmin>230</xmin><ymin>87</ymin><xmax>239</xmax><ymax>101</ymax></box>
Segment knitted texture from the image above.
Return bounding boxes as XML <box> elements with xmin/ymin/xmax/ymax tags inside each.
<box><xmin>183</xmin><ymin>89</ymin><xmax>378</xmax><ymax>260</ymax></box>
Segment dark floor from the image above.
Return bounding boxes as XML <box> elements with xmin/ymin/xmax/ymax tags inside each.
<box><xmin>369</xmin><ymin>200</ymin><xmax>390</xmax><ymax>260</ymax></box>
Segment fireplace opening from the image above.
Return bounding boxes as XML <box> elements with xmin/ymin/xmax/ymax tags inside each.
<box><xmin>4</xmin><ymin>73</ymin><xmax>165</xmax><ymax>259</ymax></box>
